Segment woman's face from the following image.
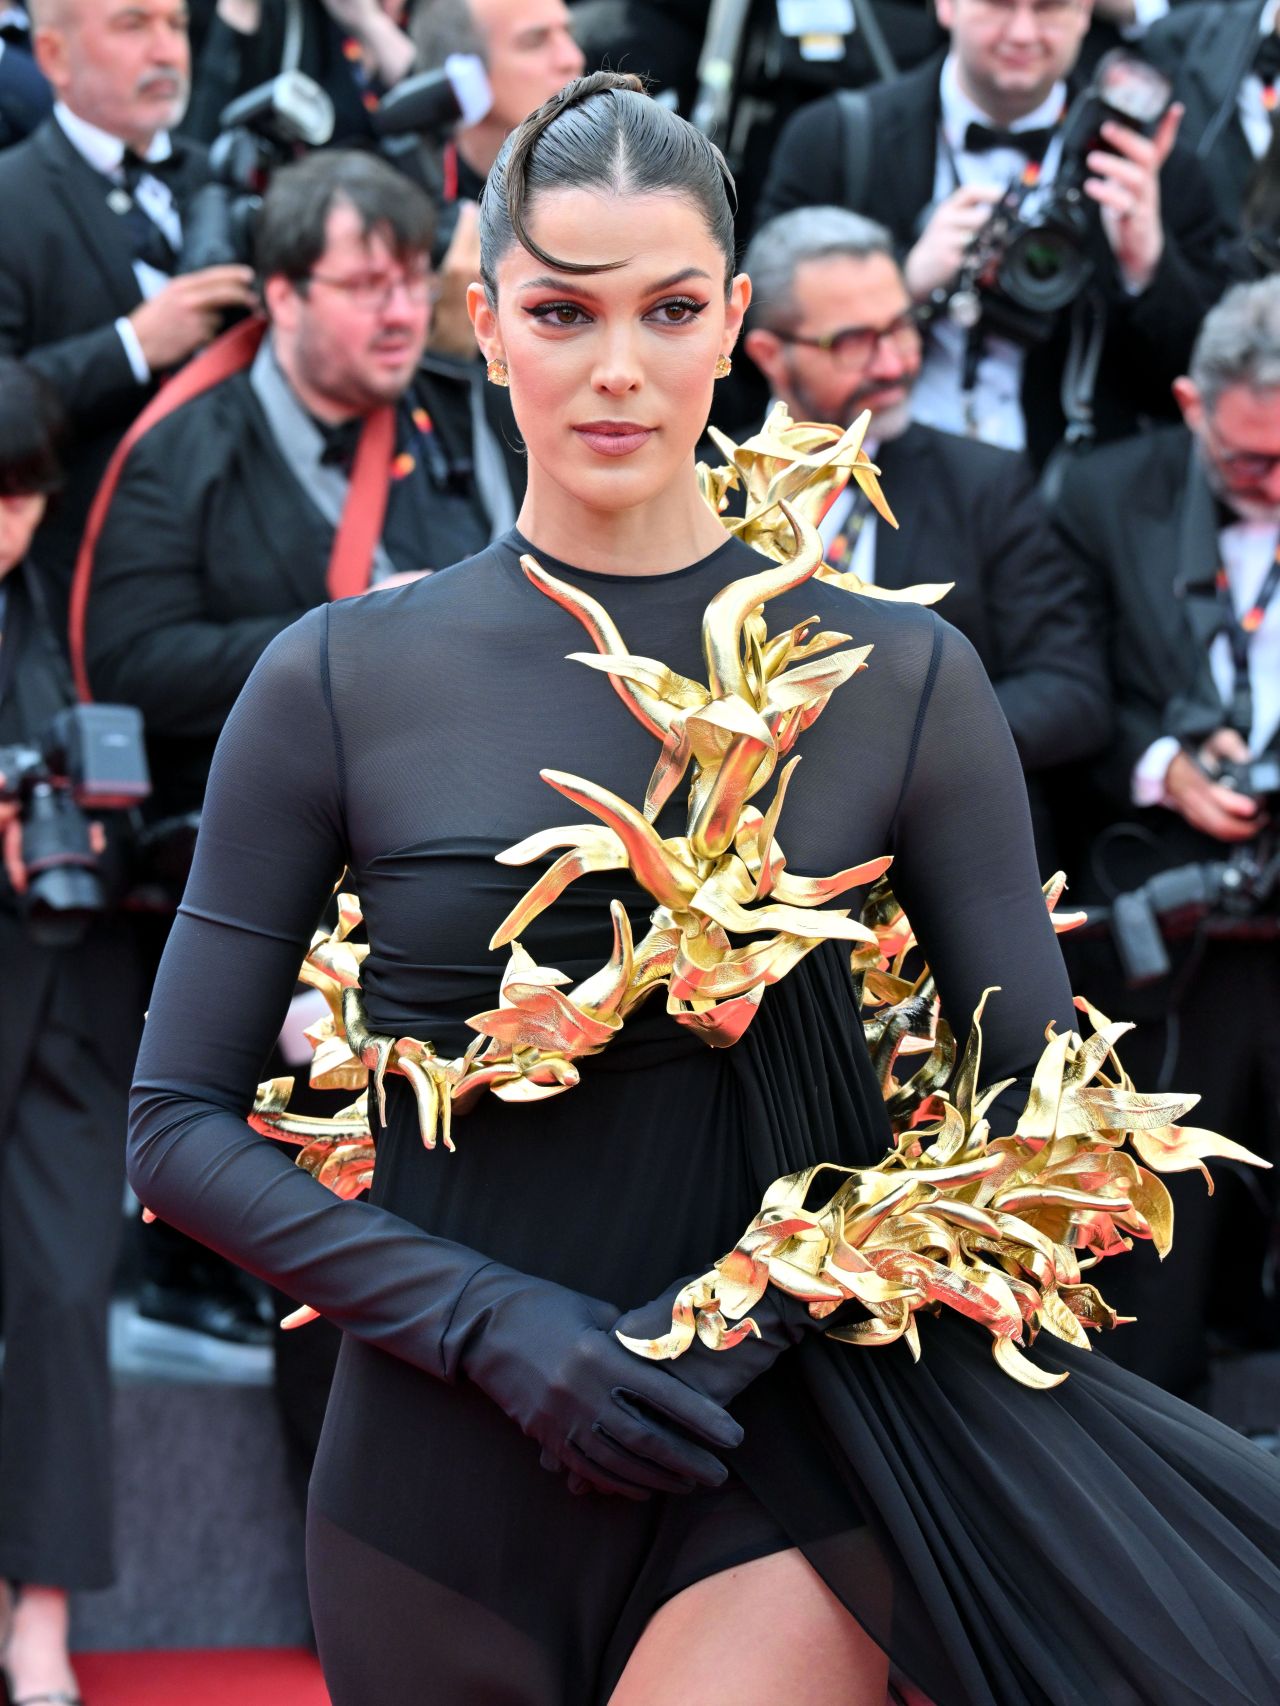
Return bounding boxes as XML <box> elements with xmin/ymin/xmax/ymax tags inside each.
<box><xmin>470</xmin><ymin>188</ymin><xmax>749</xmax><ymax>515</ymax></box>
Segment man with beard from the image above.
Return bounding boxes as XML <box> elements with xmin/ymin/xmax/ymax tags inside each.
<box><xmin>1051</xmin><ymin>277</ymin><xmax>1280</xmax><ymax>1403</ymax></box>
<box><xmin>0</xmin><ymin>0</ymin><xmax>257</xmax><ymax>623</ymax></box>
<box><xmin>741</xmin><ymin>205</ymin><xmax>1110</xmax><ymax>866</ymax></box>
<box><xmin>81</xmin><ymin>148</ymin><xmax>498</xmax><ymax>833</ymax></box>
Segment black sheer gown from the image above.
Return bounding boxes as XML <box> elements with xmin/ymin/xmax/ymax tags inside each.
<box><xmin>129</xmin><ymin>528</ymin><xmax>1280</xmax><ymax>1706</ymax></box>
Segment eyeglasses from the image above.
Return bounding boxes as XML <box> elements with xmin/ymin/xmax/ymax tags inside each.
<box><xmin>962</xmin><ymin>0</ymin><xmax>1083</xmax><ymax>27</ymax></box>
<box><xmin>1205</xmin><ymin>417</ymin><xmax>1280</xmax><ymax>484</ymax></box>
<box><xmin>772</xmin><ymin>309</ymin><xmax>921</xmax><ymax>368</ymax></box>
<box><xmin>305</xmin><ymin>265</ymin><xmax>437</xmax><ymax>313</ymax></box>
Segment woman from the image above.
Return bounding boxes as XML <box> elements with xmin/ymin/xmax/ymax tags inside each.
<box><xmin>129</xmin><ymin>73</ymin><xmax>1280</xmax><ymax>1705</ymax></box>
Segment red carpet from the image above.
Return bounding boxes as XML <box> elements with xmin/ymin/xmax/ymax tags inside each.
<box><xmin>72</xmin><ymin>1649</ymin><xmax>329</xmax><ymax>1704</ymax></box>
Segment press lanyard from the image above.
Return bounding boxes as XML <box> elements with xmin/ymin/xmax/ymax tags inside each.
<box><xmin>1216</xmin><ymin>542</ymin><xmax>1280</xmax><ymax>737</ymax></box>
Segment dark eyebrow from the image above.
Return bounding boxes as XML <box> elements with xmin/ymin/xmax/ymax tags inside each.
<box><xmin>517</xmin><ymin>266</ymin><xmax>714</xmax><ymax>296</ymax></box>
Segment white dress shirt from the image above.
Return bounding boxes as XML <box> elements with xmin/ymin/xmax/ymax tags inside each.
<box><xmin>53</xmin><ymin>102</ymin><xmax>181</xmax><ymax>384</ymax></box>
<box><xmin>1237</xmin><ymin>0</ymin><xmax>1280</xmax><ymax>162</ymax></box>
<box><xmin>910</xmin><ymin>56</ymin><xmax>1068</xmax><ymax>454</ymax></box>
<box><xmin>1131</xmin><ymin>516</ymin><xmax>1280</xmax><ymax>806</ymax></box>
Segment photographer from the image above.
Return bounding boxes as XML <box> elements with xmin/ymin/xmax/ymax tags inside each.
<box><xmin>0</xmin><ymin>0</ymin><xmax>258</xmax><ymax>623</ymax></box>
<box><xmin>742</xmin><ymin>206</ymin><xmax>1111</xmax><ymax>865</ymax></box>
<box><xmin>1050</xmin><ymin>277</ymin><xmax>1280</xmax><ymax>1400</ymax></box>
<box><xmin>410</xmin><ymin>0</ymin><xmax>582</xmax><ymax>200</ymax></box>
<box><xmin>80</xmin><ymin>147</ymin><xmax>503</xmax><ymax>831</ymax></box>
<box><xmin>0</xmin><ymin>360</ymin><xmax>144</xmax><ymax>1706</ymax></box>
<box><xmin>185</xmin><ymin>0</ymin><xmax>418</xmax><ymax>146</ymax></box>
<box><xmin>754</xmin><ymin>0</ymin><xmax>1228</xmax><ymax>469</ymax></box>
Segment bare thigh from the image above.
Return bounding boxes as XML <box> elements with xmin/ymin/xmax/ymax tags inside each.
<box><xmin>607</xmin><ymin>1546</ymin><xmax>890</xmax><ymax>1706</ymax></box>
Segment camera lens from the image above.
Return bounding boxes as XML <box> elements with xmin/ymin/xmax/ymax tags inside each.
<box><xmin>1000</xmin><ymin>220</ymin><xmax>1092</xmax><ymax>314</ymax></box>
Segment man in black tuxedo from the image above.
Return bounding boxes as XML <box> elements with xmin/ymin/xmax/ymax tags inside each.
<box><xmin>1050</xmin><ymin>277</ymin><xmax>1280</xmax><ymax>1400</ymax></box>
<box><xmin>754</xmin><ymin>0</ymin><xmax>1228</xmax><ymax>469</ymax></box>
<box><xmin>741</xmin><ymin>205</ymin><xmax>1110</xmax><ymax>863</ymax></box>
<box><xmin>83</xmin><ymin>148</ymin><xmax>512</xmax><ymax>829</ymax></box>
<box><xmin>0</xmin><ymin>360</ymin><xmax>144</xmax><ymax>1706</ymax></box>
<box><xmin>0</xmin><ymin>0</ymin><xmax>256</xmax><ymax>620</ymax></box>
<box><xmin>1145</xmin><ymin>0</ymin><xmax>1277</xmax><ymax>234</ymax></box>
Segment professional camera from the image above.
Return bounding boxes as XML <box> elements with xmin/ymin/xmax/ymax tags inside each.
<box><xmin>370</xmin><ymin>53</ymin><xmax>491</xmax><ymax>146</ymax></box>
<box><xmin>948</xmin><ymin>51</ymin><xmax>1172</xmax><ymax>346</ymax></box>
<box><xmin>180</xmin><ymin>72</ymin><xmax>336</xmax><ymax>272</ymax></box>
<box><xmin>0</xmin><ymin>703</ymin><xmax>150</xmax><ymax>947</ymax></box>
<box><xmin>1217</xmin><ymin>754</ymin><xmax>1280</xmax><ymax>810</ymax></box>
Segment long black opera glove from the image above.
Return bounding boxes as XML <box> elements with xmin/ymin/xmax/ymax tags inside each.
<box><xmin>444</xmin><ymin>1262</ymin><xmax>745</xmax><ymax>1501</ymax></box>
<box><xmin>612</xmin><ymin>1278</ymin><xmax>808</xmax><ymax>1417</ymax></box>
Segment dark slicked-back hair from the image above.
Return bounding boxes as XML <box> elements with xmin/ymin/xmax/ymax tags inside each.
<box><xmin>0</xmin><ymin>358</ymin><xmax>64</xmax><ymax>497</ymax></box>
<box><xmin>255</xmin><ymin>150</ymin><xmax>436</xmax><ymax>284</ymax></box>
<box><xmin>479</xmin><ymin>71</ymin><xmax>737</xmax><ymax>301</ymax></box>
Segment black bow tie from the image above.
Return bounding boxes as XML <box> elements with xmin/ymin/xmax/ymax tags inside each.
<box><xmin>1255</xmin><ymin>31</ymin><xmax>1280</xmax><ymax>85</ymax></box>
<box><xmin>316</xmin><ymin>416</ymin><xmax>365</xmax><ymax>471</ymax></box>
<box><xmin>963</xmin><ymin>120</ymin><xmax>1055</xmax><ymax>161</ymax></box>
<box><xmin>120</xmin><ymin>146</ymin><xmax>178</xmax><ymax>190</ymax></box>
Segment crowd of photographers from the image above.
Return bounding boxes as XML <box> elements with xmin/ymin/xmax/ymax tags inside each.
<box><xmin>0</xmin><ymin>0</ymin><xmax>1278</xmax><ymax>1688</ymax></box>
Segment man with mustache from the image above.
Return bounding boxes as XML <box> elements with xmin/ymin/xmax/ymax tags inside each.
<box><xmin>0</xmin><ymin>0</ymin><xmax>257</xmax><ymax>625</ymax></box>
<box><xmin>1050</xmin><ymin>276</ymin><xmax>1280</xmax><ymax>1405</ymax></box>
<box><xmin>742</xmin><ymin>205</ymin><xmax>1110</xmax><ymax>867</ymax></box>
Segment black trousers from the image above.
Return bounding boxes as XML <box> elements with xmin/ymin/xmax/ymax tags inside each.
<box><xmin>0</xmin><ymin>915</ymin><xmax>141</xmax><ymax>1589</ymax></box>
<box><xmin>1063</xmin><ymin>933</ymin><xmax>1280</xmax><ymax>1400</ymax></box>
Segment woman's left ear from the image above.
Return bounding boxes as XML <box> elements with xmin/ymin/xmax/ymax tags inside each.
<box><xmin>722</xmin><ymin>272</ymin><xmax>752</xmax><ymax>358</ymax></box>
<box><xmin>467</xmin><ymin>282</ymin><xmax>504</xmax><ymax>365</ymax></box>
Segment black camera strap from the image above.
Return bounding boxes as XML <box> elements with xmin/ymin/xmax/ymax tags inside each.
<box><xmin>1216</xmin><ymin>543</ymin><xmax>1280</xmax><ymax>739</ymax></box>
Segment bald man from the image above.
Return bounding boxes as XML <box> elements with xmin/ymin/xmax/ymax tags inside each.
<box><xmin>0</xmin><ymin>0</ymin><xmax>256</xmax><ymax>620</ymax></box>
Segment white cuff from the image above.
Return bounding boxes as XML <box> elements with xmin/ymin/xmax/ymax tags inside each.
<box><xmin>1126</xmin><ymin>0</ymin><xmax>1170</xmax><ymax>35</ymax></box>
<box><xmin>115</xmin><ymin>316</ymin><xmax>151</xmax><ymax>385</ymax></box>
<box><xmin>1131</xmin><ymin>735</ymin><xmax>1180</xmax><ymax>807</ymax></box>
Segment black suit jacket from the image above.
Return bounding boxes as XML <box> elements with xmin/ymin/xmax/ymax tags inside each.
<box><xmin>754</xmin><ymin>54</ymin><xmax>1229</xmax><ymax>467</ymax></box>
<box><xmin>873</xmin><ymin>424</ymin><xmax>1110</xmax><ymax>774</ymax></box>
<box><xmin>0</xmin><ymin>117</ymin><xmax>208</xmax><ymax>611</ymax></box>
<box><xmin>84</xmin><ymin>363</ymin><xmax>509</xmax><ymax>818</ymax></box>
<box><xmin>1144</xmin><ymin>0</ymin><xmax>1268</xmax><ymax>233</ymax></box>
<box><xmin>1049</xmin><ymin>425</ymin><xmax>1247</xmax><ymax>889</ymax></box>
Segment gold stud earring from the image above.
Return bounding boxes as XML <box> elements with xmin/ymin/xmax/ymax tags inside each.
<box><xmin>486</xmin><ymin>358</ymin><xmax>509</xmax><ymax>387</ymax></box>
<box><xmin>714</xmin><ymin>354</ymin><xmax>732</xmax><ymax>379</ymax></box>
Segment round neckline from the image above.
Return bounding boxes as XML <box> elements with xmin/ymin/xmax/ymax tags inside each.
<box><xmin>503</xmin><ymin>526</ymin><xmax>744</xmax><ymax>586</ymax></box>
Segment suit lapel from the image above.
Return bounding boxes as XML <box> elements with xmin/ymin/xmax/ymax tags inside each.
<box><xmin>1170</xmin><ymin>447</ymin><xmax>1228</xmax><ymax>712</ymax></box>
<box><xmin>866</xmin><ymin>58</ymin><xmax>943</xmax><ymax>240</ymax></box>
<box><xmin>33</xmin><ymin>119</ymin><xmax>143</xmax><ymax>312</ymax></box>
<box><xmin>868</xmin><ymin>432</ymin><xmax>923</xmax><ymax>591</ymax></box>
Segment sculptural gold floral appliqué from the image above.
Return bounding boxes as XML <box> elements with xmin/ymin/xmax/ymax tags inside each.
<box><xmin>238</xmin><ymin>420</ymin><xmax>1268</xmax><ymax>1379</ymax></box>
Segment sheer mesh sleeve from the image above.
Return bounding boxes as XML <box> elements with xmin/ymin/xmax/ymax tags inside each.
<box><xmin>126</xmin><ymin>608</ymin><xmax>494</xmax><ymax>1379</ymax></box>
<box><xmin>888</xmin><ymin>616</ymin><xmax>1078</xmax><ymax>1113</ymax></box>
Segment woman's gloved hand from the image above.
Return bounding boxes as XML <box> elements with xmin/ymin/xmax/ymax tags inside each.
<box><xmin>445</xmin><ymin>1262</ymin><xmax>745</xmax><ymax>1500</ymax></box>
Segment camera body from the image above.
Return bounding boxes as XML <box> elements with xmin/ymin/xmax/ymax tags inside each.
<box><xmin>951</xmin><ymin>51</ymin><xmax>1172</xmax><ymax>346</ymax></box>
<box><xmin>1218</xmin><ymin>754</ymin><xmax>1280</xmax><ymax>811</ymax></box>
<box><xmin>0</xmin><ymin>704</ymin><xmax>150</xmax><ymax>946</ymax></box>
<box><xmin>180</xmin><ymin>72</ymin><xmax>336</xmax><ymax>272</ymax></box>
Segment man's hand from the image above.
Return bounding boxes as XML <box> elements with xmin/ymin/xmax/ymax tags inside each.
<box><xmin>427</xmin><ymin>201</ymin><xmax>481</xmax><ymax>359</ymax></box>
<box><xmin>316</xmin><ymin>0</ymin><xmax>415</xmax><ymax>84</ymax></box>
<box><xmin>215</xmin><ymin>0</ymin><xmax>261</xmax><ymax>32</ymax></box>
<box><xmin>1085</xmin><ymin>105</ymin><xmax>1182</xmax><ymax>295</ymax></box>
<box><xmin>1164</xmin><ymin>733</ymin><xmax>1263</xmax><ymax>842</ymax></box>
<box><xmin>903</xmin><ymin>184</ymin><xmax>1002</xmax><ymax>302</ymax></box>
<box><xmin>127</xmin><ymin>266</ymin><xmax>258</xmax><ymax>372</ymax></box>
<box><xmin>0</xmin><ymin>800</ymin><xmax>25</xmax><ymax>894</ymax></box>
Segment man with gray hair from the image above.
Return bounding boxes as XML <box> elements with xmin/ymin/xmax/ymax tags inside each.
<box><xmin>1051</xmin><ymin>275</ymin><xmax>1280</xmax><ymax>1404</ymax></box>
<box><xmin>743</xmin><ymin>204</ymin><xmax>1110</xmax><ymax>864</ymax></box>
